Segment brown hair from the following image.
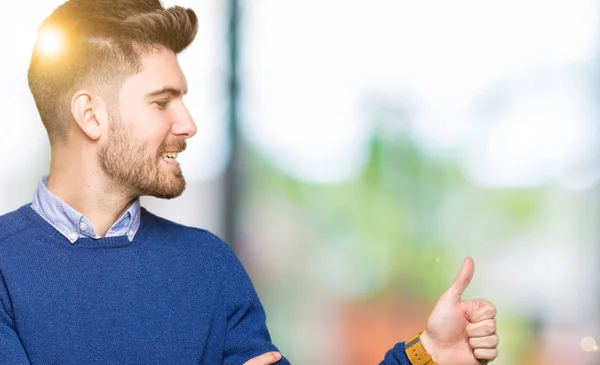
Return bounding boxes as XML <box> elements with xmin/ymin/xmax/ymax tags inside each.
<box><xmin>28</xmin><ymin>0</ymin><xmax>198</xmax><ymax>145</ymax></box>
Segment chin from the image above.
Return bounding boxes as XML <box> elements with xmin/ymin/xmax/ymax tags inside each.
<box><xmin>154</xmin><ymin>178</ymin><xmax>186</xmax><ymax>199</ymax></box>
<box><xmin>153</xmin><ymin>187</ymin><xmax>186</xmax><ymax>200</ymax></box>
<box><xmin>138</xmin><ymin>173</ymin><xmax>186</xmax><ymax>199</ymax></box>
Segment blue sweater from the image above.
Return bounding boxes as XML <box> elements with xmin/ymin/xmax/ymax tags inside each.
<box><xmin>0</xmin><ymin>205</ymin><xmax>289</xmax><ymax>364</ymax></box>
<box><xmin>0</xmin><ymin>205</ymin><xmax>412</xmax><ymax>365</ymax></box>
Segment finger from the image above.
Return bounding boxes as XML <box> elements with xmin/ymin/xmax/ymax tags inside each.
<box><xmin>242</xmin><ymin>352</ymin><xmax>282</xmax><ymax>365</ymax></box>
<box><xmin>465</xmin><ymin>300</ymin><xmax>497</xmax><ymax>322</ymax></box>
<box><xmin>448</xmin><ymin>257</ymin><xmax>474</xmax><ymax>301</ymax></box>
<box><xmin>473</xmin><ymin>348</ymin><xmax>498</xmax><ymax>361</ymax></box>
<box><xmin>466</xmin><ymin>318</ymin><xmax>496</xmax><ymax>337</ymax></box>
<box><xmin>469</xmin><ymin>334</ymin><xmax>499</xmax><ymax>349</ymax></box>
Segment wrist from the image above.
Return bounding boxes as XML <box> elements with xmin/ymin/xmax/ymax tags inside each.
<box><xmin>419</xmin><ymin>331</ymin><xmax>440</xmax><ymax>363</ymax></box>
<box><xmin>405</xmin><ymin>332</ymin><xmax>437</xmax><ymax>365</ymax></box>
<box><xmin>420</xmin><ymin>331</ymin><xmax>458</xmax><ymax>365</ymax></box>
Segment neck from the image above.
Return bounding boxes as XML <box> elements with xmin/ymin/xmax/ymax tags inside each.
<box><xmin>47</xmin><ymin>147</ymin><xmax>137</xmax><ymax>237</ymax></box>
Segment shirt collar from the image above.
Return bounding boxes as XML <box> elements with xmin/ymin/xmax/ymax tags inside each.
<box><xmin>31</xmin><ymin>175</ymin><xmax>141</xmax><ymax>244</ymax></box>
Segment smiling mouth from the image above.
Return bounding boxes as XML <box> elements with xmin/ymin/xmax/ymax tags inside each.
<box><xmin>160</xmin><ymin>151</ymin><xmax>179</xmax><ymax>161</ymax></box>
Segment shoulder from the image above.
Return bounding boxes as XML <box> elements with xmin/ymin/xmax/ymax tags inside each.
<box><xmin>141</xmin><ymin>209</ymin><xmax>258</xmax><ymax>297</ymax></box>
<box><xmin>0</xmin><ymin>205</ymin><xmax>36</xmax><ymax>245</ymax></box>
<box><xmin>140</xmin><ymin>207</ymin><xmax>237</xmax><ymax>260</ymax></box>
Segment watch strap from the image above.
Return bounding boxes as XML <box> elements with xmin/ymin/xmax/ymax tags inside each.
<box><xmin>404</xmin><ymin>332</ymin><xmax>437</xmax><ymax>365</ymax></box>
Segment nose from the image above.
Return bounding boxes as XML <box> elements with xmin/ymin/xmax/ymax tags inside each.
<box><xmin>172</xmin><ymin>104</ymin><xmax>197</xmax><ymax>139</ymax></box>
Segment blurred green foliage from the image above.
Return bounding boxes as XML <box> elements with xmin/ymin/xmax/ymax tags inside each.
<box><xmin>246</xmin><ymin>129</ymin><xmax>546</xmax><ymax>298</ymax></box>
<box><xmin>243</xmin><ymin>119</ymin><xmax>548</xmax><ymax>363</ymax></box>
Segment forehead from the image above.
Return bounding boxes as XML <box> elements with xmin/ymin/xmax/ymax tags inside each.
<box><xmin>120</xmin><ymin>47</ymin><xmax>188</xmax><ymax>95</ymax></box>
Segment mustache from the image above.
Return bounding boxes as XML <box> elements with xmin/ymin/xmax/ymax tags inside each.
<box><xmin>159</xmin><ymin>139</ymin><xmax>187</xmax><ymax>153</ymax></box>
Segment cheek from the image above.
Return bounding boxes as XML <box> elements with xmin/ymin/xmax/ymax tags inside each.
<box><xmin>149</xmin><ymin>115</ymin><xmax>173</xmax><ymax>142</ymax></box>
<box><xmin>121</xmin><ymin>110</ymin><xmax>173</xmax><ymax>147</ymax></box>
<box><xmin>134</xmin><ymin>128</ymin><xmax>170</xmax><ymax>154</ymax></box>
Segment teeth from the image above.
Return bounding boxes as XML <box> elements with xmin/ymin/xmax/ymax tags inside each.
<box><xmin>161</xmin><ymin>152</ymin><xmax>179</xmax><ymax>160</ymax></box>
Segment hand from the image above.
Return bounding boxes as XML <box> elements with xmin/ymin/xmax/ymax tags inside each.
<box><xmin>242</xmin><ymin>352</ymin><xmax>282</xmax><ymax>365</ymax></box>
<box><xmin>420</xmin><ymin>257</ymin><xmax>498</xmax><ymax>365</ymax></box>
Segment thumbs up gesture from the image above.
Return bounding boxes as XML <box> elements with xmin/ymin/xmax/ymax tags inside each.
<box><xmin>419</xmin><ymin>257</ymin><xmax>498</xmax><ymax>365</ymax></box>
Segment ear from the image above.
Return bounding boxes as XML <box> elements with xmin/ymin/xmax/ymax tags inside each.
<box><xmin>71</xmin><ymin>90</ymin><xmax>104</xmax><ymax>141</ymax></box>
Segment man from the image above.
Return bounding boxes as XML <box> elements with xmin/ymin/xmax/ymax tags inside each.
<box><xmin>0</xmin><ymin>0</ymin><xmax>498</xmax><ymax>364</ymax></box>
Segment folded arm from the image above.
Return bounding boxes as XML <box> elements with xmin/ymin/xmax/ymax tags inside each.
<box><xmin>0</xmin><ymin>274</ymin><xmax>30</xmax><ymax>364</ymax></box>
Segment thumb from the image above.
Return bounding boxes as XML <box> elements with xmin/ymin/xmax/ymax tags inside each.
<box><xmin>242</xmin><ymin>352</ymin><xmax>282</xmax><ymax>365</ymax></box>
<box><xmin>447</xmin><ymin>257</ymin><xmax>474</xmax><ymax>302</ymax></box>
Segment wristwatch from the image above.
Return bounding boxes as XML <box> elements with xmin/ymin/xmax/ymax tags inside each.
<box><xmin>405</xmin><ymin>332</ymin><xmax>437</xmax><ymax>365</ymax></box>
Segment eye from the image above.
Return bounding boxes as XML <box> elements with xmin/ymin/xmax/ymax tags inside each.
<box><xmin>153</xmin><ymin>99</ymin><xmax>170</xmax><ymax>110</ymax></box>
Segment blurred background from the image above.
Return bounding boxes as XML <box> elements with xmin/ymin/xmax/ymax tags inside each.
<box><xmin>2</xmin><ymin>0</ymin><xmax>600</xmax><ymax>363</ymax></box>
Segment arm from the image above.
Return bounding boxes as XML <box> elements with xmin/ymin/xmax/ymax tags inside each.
<box><xmin>379</xmin><ymin>342</ymin><xmax>413</xmax><ymax>365</ymax></box>
<box><xmin>220</xmin><ymin>247</ymin><xmax>290</xmax><ymax>365</ymax></box>
<box><xmin>0</xmin><ymin>323</ymin><xmax>30</xmax><ymax>365</ymax></box>
<box><xmin>0</xmin><ymin>274</ymin><xmax>31</xmax><ymax>364</ymax></box>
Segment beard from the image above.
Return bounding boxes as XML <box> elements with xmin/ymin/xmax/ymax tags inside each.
<box><xmin>98</xmin><ymin>116</ymin><xmax>187</xmax><ymax>199</ymax></box>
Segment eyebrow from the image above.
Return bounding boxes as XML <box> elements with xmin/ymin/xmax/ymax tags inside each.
<box><xmin>145</xmin><ymin>87</ymin><xmax>188</xmax><ymax>98</ymax></box>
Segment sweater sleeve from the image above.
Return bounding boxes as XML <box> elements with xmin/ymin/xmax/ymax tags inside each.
<box><xmin>220</xmin><ymin>247</ymin><xmax>291</xmax><ymax>365</ymax></box>
<box><xmin>380</xmin><ymin>342</ymin><xmax>414</xmax><ymax>365</ymax></box>
<box><xmin>0</xmin><ymin>274</ymin><xmax>31</xmax><ymax>364</ymax></box>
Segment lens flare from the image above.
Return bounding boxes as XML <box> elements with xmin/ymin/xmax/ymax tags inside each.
<box><xmin>37</xmin><ymin>25</ymin><xmax>65</xmax><ymax>57</ymax></box>
<box><xmin>581</xmin><ymin>336</ymin><xmax>598</xmax><ymax>352</ymax></box>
